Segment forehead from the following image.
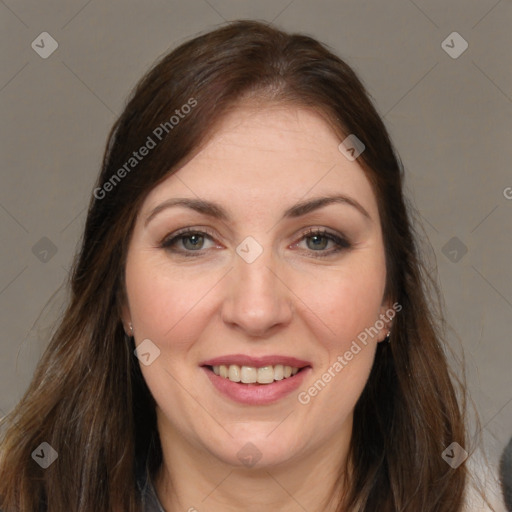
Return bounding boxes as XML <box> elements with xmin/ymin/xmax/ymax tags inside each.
<box><xmin>195</xmin><ymin>104</ymin><xmax>346</xmax><ymax>175</ymax></box>
<box><xmin>141</xmin><ymin>104</ymin><xmax>379</xmax><ymax>221</ymax></box>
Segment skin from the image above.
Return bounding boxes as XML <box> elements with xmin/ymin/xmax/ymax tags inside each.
<box><xmin>122</xmin><ymin>103</ymin><xmax>392</xmax><ymax>511</ymax></box>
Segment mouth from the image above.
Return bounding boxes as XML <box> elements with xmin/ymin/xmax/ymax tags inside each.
<box><xmin>199</xmin><ymin>356</ymin><xmax>312</xmax><ymax>405</ymax></box>
<box><xmin>203</xmin><ymin>363</ymin><xmax>310</xmax><ymax>385</ymax></box>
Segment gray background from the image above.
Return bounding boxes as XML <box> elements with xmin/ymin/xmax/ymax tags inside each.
<box><xmin>1</xmin><ymin>0</ymin><xmax>510</xmax><ymax>507</ymax></box>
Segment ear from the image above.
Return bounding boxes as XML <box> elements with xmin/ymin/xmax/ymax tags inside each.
<box><xmin>117</xmin><ymin>278</ymin><xmax>133</xmax><ymax>336</ymax></box>
<box><xmin>120</xmin><ymin>302</ymin><xmax>132</xmax><ymax>337</ymax></box>
<box><xmin>376</xmin><ymin>298</ymin><xmax>396</xmax><ymax>343</ymax></box>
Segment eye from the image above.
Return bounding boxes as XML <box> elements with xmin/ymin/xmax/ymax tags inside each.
<box><xmin>160</xmin><ymin>228</ymin><xmax>218</xmax><ymax>255</ymax></box>
<box><xmin>159</xmin><ymin>227</ymin><xmax>351</xmax><ymax>258</ymax></box>
<box><xmin>294</xmin><ymin>228</ymin><xmax>351</xmax><ymax>257</ymax></box>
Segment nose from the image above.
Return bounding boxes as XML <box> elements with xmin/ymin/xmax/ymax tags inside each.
<box><xmin>220</xmin><ymin>246</ymin><xmax>293</xmax><ymax>338</ymax></box>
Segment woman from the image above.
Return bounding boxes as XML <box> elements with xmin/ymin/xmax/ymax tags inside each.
<box><xmin>0</xmin><ymin>20</ymin><xmax>496</xmax><ymax>511</ymax></box>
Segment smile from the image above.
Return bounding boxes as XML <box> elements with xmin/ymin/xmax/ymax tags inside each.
<box><xmin>210</xmin><ymin>364</ymin><xmax>301</xmax><ymax>384</ymax></box>
<box><xmin>201</xmin><ymin>364</ymin><xmax>312</xmax><ymax>405</ymax></box>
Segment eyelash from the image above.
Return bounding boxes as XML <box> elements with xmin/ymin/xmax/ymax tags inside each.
<box><xmin>159</xmin><ymin>227</ymin><xmax>352</xmax><ymax>258</ymax></box>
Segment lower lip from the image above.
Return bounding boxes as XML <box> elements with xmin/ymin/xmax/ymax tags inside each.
<box><xmin>202</xmin><ymin>366</ymin><xmax>312</xmax><ymax>405</ymax></box>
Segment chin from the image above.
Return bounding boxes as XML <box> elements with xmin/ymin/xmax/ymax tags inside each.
<box><xmin>206</xmin><ymin>427</ymin><xmax>304</xmax><ymax>469</ymax></box>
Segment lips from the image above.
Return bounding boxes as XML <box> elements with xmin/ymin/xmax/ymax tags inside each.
<box><xmin>200</xmin><ymin>354</ymin><xmax>311</xmax><ymax>368</ymax></box>
<box><xmin>199</xmin><ymin>354</ymin><xmax>312</xmax><ymax>405</ymax></box>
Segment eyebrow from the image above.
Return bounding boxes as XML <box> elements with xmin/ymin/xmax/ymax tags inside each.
<box><xmin>144</xmin><ymin>194</ymin><xmax>372</xmax><ymax>227</ymax></box>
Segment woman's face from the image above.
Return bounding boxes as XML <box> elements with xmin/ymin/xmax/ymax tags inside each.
<box><xmin>123</xmin><ymin>104</ymin><xmax>391</xmax><ymax>469</ymax></box>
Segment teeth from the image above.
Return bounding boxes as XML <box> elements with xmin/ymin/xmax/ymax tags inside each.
<box><xmin>211</xmin><ymin>364</ymin><xmax>302</xmax><ymax>384</ymax></box>
<box><xmin>241</xmin><ymin>366</ymin><xmax>258</xmax><ymax>383</ymax></box>
<box><xmin>257</xmin><ymin>366</ymin><xmax>274</xmax><ymax>384</ymax></box>
<box><xmin>274</xmin><ymin>364</ymin><xmax>284</xmax><ymax>380</ymax></box>
<box><xmin>228</xmin><ymin>365</ymin><xmax>241</xmax><ymax>382</ymax></box>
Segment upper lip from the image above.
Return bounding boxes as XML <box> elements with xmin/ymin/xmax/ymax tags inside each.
<box><xmin>200</xmin><ymin>354</ymin><xmax>312</xmax><ymax>368</ymax></box>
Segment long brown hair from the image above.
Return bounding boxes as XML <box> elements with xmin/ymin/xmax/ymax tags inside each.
<box><xmin>0</xmin><ymin>20</ymin><xmax>473</xmax><ymax>511</ymax></box>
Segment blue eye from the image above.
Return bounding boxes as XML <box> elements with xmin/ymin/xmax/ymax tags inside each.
<box><xmin>175</xmin><ymin>233</ymin><xmax>205</xmax><ymax>250</ymax></box>
<box><xmin>160</xmin><ymin>227</ymin><xmax>351</xmax><ymax>258</ymax></box>
<box><xmin>297</xmin><ymin>228</ymin><xmax>351</xmax><ymax>257</ymax></box>
<box><xmin>160</xmin><ymin>228</ymin><xmax>216</xmax><ymax>255</ymax></box>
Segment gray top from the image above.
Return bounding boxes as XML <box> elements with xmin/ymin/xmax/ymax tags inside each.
<box><xmin>137</xmin><ymin>464</ymin><xmax>166</xmax><ymax>512</ymax></box>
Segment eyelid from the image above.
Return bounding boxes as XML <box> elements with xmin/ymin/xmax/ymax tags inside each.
<box><xmin>159</xmin><ymin>226</ymin><xmax>221</xmax><ymax>248</ymax></box>
<box><xmin>160</xmin><ymin>225</ymin><xmax>352</xmax><ymax>257</ymax></box>
<box><xmin>290</xmin><ymin>227</ymin><xmax>352</xmax><ymax>256</ymax></box>
<box><xmin>298</xmin><ymin>227</ymin><xmax>350</xmax><ymax>243</ymax></box>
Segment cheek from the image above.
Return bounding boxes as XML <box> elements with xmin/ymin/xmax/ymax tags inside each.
<box><xmin>125</xmin><ymin>256</ymin><xmax>218</xmax><ymax>422</ymax></box>
<box><xmin>125</xmin><ymin>254</ymin><xmax>221</xmax><ymax>348</ymax></box>
<box><xmin>295</xmin><ymin>267</ymin><xmax>383</xmax><ymax>425</ymax></box>
<box><xmin>294</xmin><ymin>258</ymin><xmax>387</xmax><ymax>349</ymax></box>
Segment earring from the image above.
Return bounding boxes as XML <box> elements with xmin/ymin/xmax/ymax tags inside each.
<box><xmin>384</xmin><ymin>330</ymin><xmax>391</xmax><ymax>343</ymax></box>
<box><xmin>128</xmin><ymin>322</ymin><xmax>134</xmax><ymax>337</ymax></box>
